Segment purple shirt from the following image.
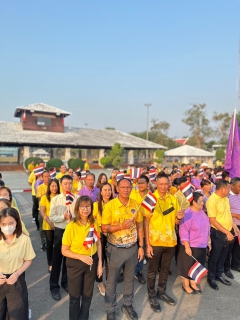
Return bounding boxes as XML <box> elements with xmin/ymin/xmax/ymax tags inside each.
<box><xmin>179</xmin><ymin>207</ymin><xmax>210</xmax><ymax>248</ymax></box>
<box><xmin>78</xmin><ymin>186</ymin><xmax>99</xmax><ymax>202</ymax></box>
<box><xmin>191</xmin><ymin>177</ymin><xmax>202</xmax><ymax>189</ymax></box>
<box><xmin>228</xmin><ymin>191</ymin><xmax>240</xmax><ymax>226</ymax></box>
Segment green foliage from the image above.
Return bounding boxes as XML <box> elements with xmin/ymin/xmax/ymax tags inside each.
<box><xmin>25</xmin><ymin>157</ymin><xmax>43</xmax><ymax>169</ymax></box>
<box><xmin>212</xmin><ymin>112</ymin><xmax>231</xmax><ymax>144</ymax></box>
<box><xmin>70</xmin><ymin>158</ymin><xmax>85</xmax><ymax>171</ymax></box>
<box><xmin>153</xmin><ymin>149</ymin><xmax>165</xmax><ymax>164</ymax></box>
<box><xmin>68</xmin><ymin>158</ymin><xmax>75</xmax><ymax>168</ymax></box>
<box><xmin>46</xmin><ymin>158</ymin><xmax>63</xmax><ymax>171</ymax></box>
<box><xmin>100</xmin><ymin>143</ymin><xmax>124</xmax><ymax>168</ymax></box>
<box><xmin>105</xmin><ymin>127</ymin><xmax>115</xmax><ymax>130</ymax></box>
<box><xmin>182</xmin><ymin>104</ymin><xmax>212</xmax><ymax>149</ymax></box>
<box><xmin>215</xmin><ymin>148</ymin><xmax>225</xmax><ymax>161</ymax></box>
<box><xmin>100</xmin><ymin>157</ymin><xmax>112</xmax><ymax>168</ymax></box>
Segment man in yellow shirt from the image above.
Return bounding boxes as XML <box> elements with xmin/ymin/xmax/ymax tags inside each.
<box><xmin>144</xmin><ymin>175</ymin><xmax>184</xmax><ymax>312</ymax></box>
<box><xmin>56</xmin><ymin>164</ymin><xmax>67</xmax><ymax>180</ymax></box>
<box><xmin>28</xmin><ymin>160</ymin><xmax>45</xmax><ymax>225</ymax></box>
<box><xmin>206</xmin><ymin>180</ymin><xmax>239</xmax><ymax>290</ymax></box>
<box><xmin>28</xmin><ymin>160</ymin><xmax>35</xmax><ymax>174</ymax></box>
<box><xmin>84</xmin><ymin>160</ymin><xmax>90</xmax><ymax>171</ymax></box>
<box><xmin>102</xmin><ymin>178</ymin><xmax>144</xmax><ymax>320</ymax></box>
<box><xmin>37</xmin><ymin>171</ymin><xmax>50</xmax><ymax>251</ymax></box>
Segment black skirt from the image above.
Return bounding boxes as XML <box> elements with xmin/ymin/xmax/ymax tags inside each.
<box><xmin>177</xmin><ymin>244</ymin><xmax>207</xmax><ymax>279</ymax></box>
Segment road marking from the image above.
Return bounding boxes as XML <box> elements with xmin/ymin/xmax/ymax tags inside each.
<box><xmin>38</xmin><ymin>295</ymin><xmax>69</xmax><ymax>320</ymax></box>
<box><xmin>28</xmin><ymin>274</ymin><xmax>49</xmax><ymax>289</ymax></box>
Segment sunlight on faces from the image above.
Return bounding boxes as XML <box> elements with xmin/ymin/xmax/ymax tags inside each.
<box><xmin>156</xmin><ymin>177</ymin><xmax>169</xmax><ymax>194</ymax></box>
<box><xmin>43</xmin><ymin>172</ymin><xmax>50</xmax><ymax>185</ymax></box>
<box><xmin>68</xmin><ymin>169</ymin><xmax>73</xmax><ymax>176</ymax></box>
<box><xmin>117</xmin><ymin>179</ymin><xmax>132</xmax><ymax>198</ymax></box>
<box><xmin>231</xmin><ymin>183</ymin><xmax>240</xmax><ymax>195</ymax></box>
<box><xmin>101</xmin><ymin>175</ymin><xmax>107</xmax><ymax>184</ymax></box>
<box><xmin>61</xmin><ymin>179</ymin><xmax>72</xmax><ymax>193</ymax></box>
<box><xmin>101</xmin><ymin>184</ymin><xmax>112</xmax><ymax>199</ymax></box>
<box><xmin>203</xmin><ymin>183</ymin><xmax>211</xmax><ymax>193</ymax></box>
<box><xmin>0</xmin><ymin>189</ymin><xmax>10</xmax><ymax>200</ymax></box>
<box><xmin>60</xmin><ymin>165</ymin><xmax>67</xmax><ymax>174</ymax></box>
<box><xmin>50</xmin><ymin>181</ymin><xmax>58</xmax><ymax>195</ymax></box>
<box><xmin>85</xmin><ymin>175</ymin><xmax>95</xmax><ymax>188</ymax></box>
<box><xmin>73</xmin><ymin>172</ymin><xmax>79</xmax><ymax>181</ymax></box>
<box><xmin>79</xmin><ymin>201</ymin><xmax>91</xmax><ymax>218</ymax></box>
<box><xmin>137</xmin><ymin>178</ymin><xmax>148</xmax><ymax>192</ymax></box>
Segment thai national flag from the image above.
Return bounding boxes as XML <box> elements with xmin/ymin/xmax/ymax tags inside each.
<box><xmin>124</xmin><ymin>173</ymin><xmax>131</xmax><ymax>180</ymax></box>
<box><xmin>76</xmin><ymin>167</ymin><xmax>81</xmax><ymax>173</ymax></box>
<box><xmin>177</xmin><ymin>168</ymin><xmax>182</xmax><ymax>177</ymax></box>
<box><xmin>216</xmin><ymin>171</ymin><xmax>223</xmax><ymax>181</ymax></box>
<box><xmin>33</xmin><ymin>166</ymin><xmax>44</xmax><ymax>177</ymax></box>
<box><xmin>195</xmin><ymin>188</ymin><xmax>203</xmax><ymax>194</ymax></box>
<box><xmin>149</xmin><ymin>169</ymin><xmax>156</xmax><ymax>182</ymax></box>
<box><xmin>116</xmin><ymin>171</ymin><xmax>124</xmax><ymax>182</ymax></box>
<box><xmin>83</xmin><ymin>224</ymin><xmax>100</xmax><ymax>249</ymax></box>
<box><xmin>130</xmin><ymin>168</ymin><xmax>143</xmax><ymax>180</ymax></box>
<box><xmin>188</xmin><ymin>260</ymin><xmax>208</xmax><ymax>284</ymax></box>
<box><xmin>81</xmin><ymin>170</ymin><xmax>87</xmax><ymax>180</ymax></box>
<box><xmin>199</xmin><ymin>168</ymin><xmax>204</xmax><ymax>177</ymax></box>
<box><xmin>66</xmin><ymin>191</ymin><xmax>75</xmax><ymax>205</ymax></box>
<box><xmin>189</xmin><ymin>169</ymin><xmax>193</xmax><ymax>176</ymax></box>
<box><xmin>141</xmin><ymin>192</ymin><xmax>157</xmax><ymax>213</ymax></box>
<box><xmin>180</xmin><ymin>181</ymin><xmax>194</xmax><ymax>202</ymax></box>
<box><xmin>50</xmin><ymin>168</ymin><xmax>56</xmax><ymax>179</ymax></box>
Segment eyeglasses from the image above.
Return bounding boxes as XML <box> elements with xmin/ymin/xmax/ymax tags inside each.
<box><xmin>79</xmin><ymin>206</ymin><xmax>91</xmax><ymax>209</ymax></box>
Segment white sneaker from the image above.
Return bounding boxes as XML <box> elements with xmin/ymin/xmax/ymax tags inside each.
<box><xmin>32</xmin><ymin>218</ymin><xmax>35</xmax><ymax>223</ymax></box>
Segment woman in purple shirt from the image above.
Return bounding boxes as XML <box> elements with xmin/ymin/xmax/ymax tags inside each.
<box><xmin>177</xmin><ymin>192</ymin><xmax>211</xmax><ymax>295</ymax></box>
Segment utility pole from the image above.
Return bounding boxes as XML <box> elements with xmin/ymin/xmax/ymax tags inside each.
<box><xmin>145</xmin><ymin>103</ymin><xmax>151</xmax><ymax>160</ymax></box>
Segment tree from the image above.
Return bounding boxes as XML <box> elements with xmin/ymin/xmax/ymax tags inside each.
<box><xmin>100</xmin><ymin>143</ymin><xmax>124</xmax><ymax>168</ymax></box>
<box><xmin>150</xmin><ymin>119</ymin><xmax>170</xmax><ymax>135</ymax></box>
<box><xmin>182</xmin><ymin>104</ymin><xmax>212</xmax><ymax>149</ymax></box>
<box><xmin>153</xmin><ymin>150</ymin><xmax>165</xmax><ymax>164</ymax></box>
<box><xmin>215</xmin><ymin>148</ymin><xmax>225</xmax><ymax>161</ymax></box>
<box><xmin>212</xmin><ymin>112</ymin><xmax>231</xmax><ymax>144</ymax></box>
<box><xmin>105</xmin><ymin>127</ymin><xmax>115</xmax><ymax>130</ymax></box>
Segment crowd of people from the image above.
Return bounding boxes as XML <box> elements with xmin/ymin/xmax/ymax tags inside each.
<box><xmin>0</xmin><ymin>161</ymin><xmax>239</xmax><ymax>320</ymax></box>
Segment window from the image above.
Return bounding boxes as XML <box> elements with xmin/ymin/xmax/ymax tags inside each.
<box><xmin>37</xmin><ymin>117</ymin><xmax>51</xmax><ymax>126</ymax></box>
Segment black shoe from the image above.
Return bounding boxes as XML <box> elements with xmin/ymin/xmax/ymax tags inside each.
<box><xmin>224</xmin><ymin>270</ymin><xmax>234</xmax><ymax>279</ymax></box>
<box><xmin>157</xmin><ymin>292</ymin><xmax>176</xmax><ymax>306</ymax></box>
<box><xmin>169</xmin><ymin>270</ymin><xmax>172</xmax><ymax>275</ymax></box>
<box><xmin>189</xmin><ymin>285</ymin><xmax>202</xmax><ymax>295</ymax></box>
<box><xmin>134</xmin><ymin>271</ymin><xmax>146</xmax><ymax>284</ymax></box>
<box><xmin>216</xmin><ymin>276</ymin><xmax>231</xmax><ymax>285</ymax></box>
<box><xmin>182</xmin><ymin>286</ymin><xmax>196</xmax><ymax>295</ymax></box>
<box><xmin>117</xmin><ymin>272</ymin><xmax>124</xmax><ymax>283</ymax></box>
<box><xmin>231</xmin><ymin>267</ymin><xmax>240</xmax><ymax>272</ymax></box>
<box><xmin>62</xmin><ymin>286</ymin><xmax>68</xmax><ymax>293</ymax></box>
<box><xmin>41</xmin><ymin>243</ymin><xmax>47</xmax><ymax>252</ymax></box>
<box><xmin>107</xmin><ymin>312</ymin><xmax>116</xmax><ymax>320</ymax></box>
<box><xmin>121</xmin><ymin>304</ymin><xmax>138</xmax><ymax>320</ymax></box>
<box><xmin>207</xmin><ymin>279</ymin><xmax>219</xmax><ymax>290</ymax></box>
<box><xmin>51</xmin><ymin>289</ymin><xmax>61</xmax><ymax>301</ymax></box>
<box><xmin>148</xmin><ymin>296</ymin><xmax>161</xmax><ymax>313</ymax></box>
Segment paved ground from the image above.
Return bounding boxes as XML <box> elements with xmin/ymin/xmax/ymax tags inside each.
<box><xmin>2</xmin><ymin>172</ymin><xmax>240</xmax><ymax>320</ymax></box>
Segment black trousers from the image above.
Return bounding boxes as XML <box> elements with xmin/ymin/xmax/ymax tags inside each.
<box><xmin>147</xmin><ymin>246</ymin><xmax>175</xmax><ymax>296</ymax></box>
<box><xmin>0</xmin><ymin>273</ymin><xmax>28</xmax><ymax>320</ymax></box>
<box><xmin>32</xmin><ymin>195</ymin><xmax>39</xmax><ymax>229</ymax></box>
<box><xmin>224</xmin><ymin>225</ymin><xmax>240</xmax><ymax>271</ymax></box>
<box><xmin>66</xmin><ymin>254</ymin><xmax>98</xmax><ymax>320</ymax></box>
<box><xmin>45</xmin><ymin>230</ymin><xmax>54</xmax><ymax>267</ymax></box>
<box><xmin>50</xmin><ymin>227</ymin><xmax>67</xmax><ymax>291</ymax></box>
<box><xmin>208</xmin><ymin>227</ymin><xmax>230</xmax><ymax>280</ymax></box>
<box><xmin>96</xmin><ymin>233</ymin><xmax>108</xmax><ymax>283</ymax></box>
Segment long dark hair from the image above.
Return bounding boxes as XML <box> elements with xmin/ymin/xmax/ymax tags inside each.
<box><xmin>74</xmin><ymin>196</ymin><xmax>94</xmax><ymax>224</ymax></box>
<box><xmin>98</xmin><ymin>182</ymin><xmax>113</xmax><ymax>216</ymax></box>
<box><xmin>96</xmin><ymin>173</ymin><xmax>108</xmax><ymax>189</ymax></box>
<box><xmin>46</xmin><ymin>179</ymin><xmax>60</xmax><ymax>202</ymax></box>
<box><xmin>0</xmin><ymin>207</ymin><xmax>22</xmax><ymax>240</ymax></box>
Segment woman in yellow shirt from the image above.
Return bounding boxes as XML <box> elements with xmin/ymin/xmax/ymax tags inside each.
<box><xmin>39</xmin><ymin>179</ymin><xmax>60</xmax><ymax>273</ymax></box>
<box><xmin>93</xmin><ymin>182</ymin><xmax>114</xmax><ymax>296</ymax></box>
<box><xmin>72</xmin><ymin>172</ymin><xmax>83</xmax><ymax>194</ymax></box>
<box><xmin>0</xmin><ymin>207</ymin><xmax>35</xmax><ymax>319</ymax></box>
<box><xmin>62</xmin><ymin>196</ymin><xmax>102</xmax><ymax>320</ymax></box>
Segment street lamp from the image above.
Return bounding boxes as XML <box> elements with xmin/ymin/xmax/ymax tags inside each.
<box><xmin>145</xmin><ymin>103</ymin><xmax>151</xmax><ymax>160</ymax></box>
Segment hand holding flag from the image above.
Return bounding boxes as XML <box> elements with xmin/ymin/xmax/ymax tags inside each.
<box><xmin>141</xmin><ymin>192</ymin><xmax>157</xmax><ymax>213</ymax></box>
<box><xmin>188</xmin><ymin>257</ymin><xmax>208</xmax><ymax>284</ymax></box>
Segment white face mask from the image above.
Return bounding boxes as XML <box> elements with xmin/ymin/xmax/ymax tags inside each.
<box><xmin>1</xmin><ymin>225</ymin><xmax>16</xmax><ymax>236</ymax></box>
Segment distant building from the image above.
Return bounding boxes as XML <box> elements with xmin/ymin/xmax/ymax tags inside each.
<box><xmin>174</xmin><ymin>137</ymin><xmax>189</xmax><ymax>145</ymax></box>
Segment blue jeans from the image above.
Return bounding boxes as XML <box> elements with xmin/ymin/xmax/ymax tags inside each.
<box><xmin>135</xmin><ymin>259</ymin><xmax>143</xmax><ymax>275</ymax></box>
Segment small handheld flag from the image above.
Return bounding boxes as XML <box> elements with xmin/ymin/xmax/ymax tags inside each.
<box><xmin>199</xmin><ymin>168</ymin><xmax>204</xmax><ymax>177</ymax></box>
<box><xmin>76</xmin><ymin>167</ymin><xmax>81</xmax><ymax>173</ymax></box>
<box><xmin>216</xmin><ymin>171</ymin><xmax>223</xmax><ymax>181</ymax></box>
<box><xmin>81</xmin><ymin>170</ymin><xmax>87</xmax><ymax>180</ymax></box>
<box><xmin>180</xmin><ymin>181</ymin><xmax>194</xmax><ymax>202</ymax></box>
<box><xmin>188</xmin><ymin>259</ymin><xmax>208</xmax><ymax>284</ymax></box>
<box><xmin>141</xmin><ymin>192</ymin><xmax>157</xmax><ymax>213</ymax></box>
<box><xmin>116</xmin><ymin>171</ymin><xmax>124</xmax><ymax>182</ymax></box>
<box><xmin>130</xmin><ymin>168</ymin><xmax>143</xmax><ymax>180</ymax></box>
<box><xmin>83</xmin><ymin>224</ymin><xmax>100</xmax><ymax>250</ymax></box>
<box><xmin>33</xmin><ymin>166</ymin><xmax>44</xmax><ymax>177</ymax></box>
<box><xmin>66</xmin><ymin>191</ymin><xmax>75</xmax><ymax>206</ymax></box>
<box><xmin>149</xmin><ymin>169</ymin><xmax>156</xmax><ymax>182</ymax></box>
<box><xmin>50</xmin><ymin>168</ymin><xmax>56</xmax><ymax>179</ymax></box>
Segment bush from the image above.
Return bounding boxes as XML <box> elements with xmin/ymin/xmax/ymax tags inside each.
<box><xmin>25</xmin><ymin>157</ymin><xmax>43</xmax><ymax>169</ymax></box>
<box><xmin>100</xmin><ymin>157</ymin><xmax>112</xmax><ymax>168</ymax></box>
<box><xmin>68</xmin><ymin>158</ymin><xmax>75</xmax><ymax>168</ymax></box>
<box><xmin>46</xmin><ymin>158</ymin><xmax>63</xmax><ymax>171</ymax></box>
<box><xmin>70</xmin><ymin>158</ymin><xmax>85</xmax><ymax>171</ymax></box>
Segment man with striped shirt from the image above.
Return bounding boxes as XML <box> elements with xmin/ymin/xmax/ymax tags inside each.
<box><xmin>224</xmin><ymin>177</ymin><xmax>240</xmax><ymax>278</ymax></box>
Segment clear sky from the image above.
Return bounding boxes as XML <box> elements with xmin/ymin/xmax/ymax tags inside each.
<box><xmin>0</xmin><ymin>0</ymin><xmax>239</xmax><ymax>138</ymax></box>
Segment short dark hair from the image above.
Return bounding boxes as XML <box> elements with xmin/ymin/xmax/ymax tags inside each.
<box><xmin>190</xmin><ymin>192</ymin><xmax>203</xmax><ymax>206</ymax></box>
<box><xmin>60</xmin><ymin>175</ymin><xmax>73</xmax><ymax>183</ymax></box>
<box><xmin>222</xmin><ymin>171</ymin><xmax>230</xmax><ymax>180</ymax></box>
<box><xmin>86</xmin><ymin>173</ymin><xmax>95</xmax><ymax>180</ymax></box>
<box><xmin>230</xmin><ymin>177</ymin><xmax>240</xmax><ymax>185</ymax></box>
<box><xmin>117</xmin><ymin>178</ymin><xmax>132</xmax><ymax>186</ymax></box>
<box><xmin>215</xmin><ymin>179</ymin><xmax>230</xmax><ymax>190</ymax></box>
<box><xmin>74</xmin><ymin>196</ymin><xmax>94</xmax><ymax>224</ymax></box>
<box><xmin>156</xmin><ymin>175</ymin><xmax>169</xmax><ymax>182</ymax></box>
<box><xmin>75</xmin><ymin>171</ymin><xmax>81</xmax><ymax>178</ymax></box>
<box><xmin>200</xmin><ymin>179</ymin><xmax>211</xmax><ymax>187</ymax></box>
<box><xmin>0</xmin><ymin>207</ymin><xmax>22</xmax><ymax>240</ymax></box>
<box><xmin>0</xmin><ymin>181</ymin><xmax>4</xmax><ymax>187</ymax></box>
<box><xmin>177</xmin><ymin>177</ymin><xmax>188</xmax><ymax>185</ymax></box>
<box><xmin>138</xmin><ymin>175</ymin><xmax>149</xmax><ymax>183</ymax></box>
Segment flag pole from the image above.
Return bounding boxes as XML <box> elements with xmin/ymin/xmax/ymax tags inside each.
<box><xmin>90</xmin><ymin>245</ymin><xmax>93</xmax><ymax>271</ymax></box>
<box><xmin>190</xmin><ymin>255</ymin><xmax>198</xmax><ymax>262</ymax></box>
<box><xmin>231</xmin><ymin>109</ymin><xmax>237</xmax><ymax>156</ymax></box>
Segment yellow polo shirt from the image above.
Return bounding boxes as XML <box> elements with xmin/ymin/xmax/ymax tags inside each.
<box><xmin>0</xmin><ymin>234</ymin><xmax>35</xmax><ymax>274</ymax></box>
<box><xmin>28</xmin><ymin>163</ymin><xmax>34</xmax><ymax>173</ymax></box>
<box><xmin>102</xmin><ymin>197</ymin><xmax>143</xmax><ymax>247</ymax></box>
<box><xmin>56</xmin><ymin>172</ymin><xmax>66</xmax><ymax>180</ymax></box>
<box><xmin>206</xmin><ymin>192</ymin><xmax>233</xmax><ymax>231</ymax></box>
<box><xmin>37</xmin><ymin>183</ymin><xmax>48</xmax><ymax>199</ymax></box>
<box><xmin>28</xmin><ymin>171</ymin><xmax>36</xmax><ymax>196</ymax></box>
<box><xmin>144</xmin><ymin>191</ymin><xmax>180</xmax><ymax>247</ymax></box>
<box><xmin>39</xmin><ymin>195</ymin><xmax>54</xmax><ymax>230</ymax></box>
<box><xmin>72</xmin><ymin>180</ymin><xmax>83</xmax><ymax>194</ymax></box>
<box><xmin>169</xmin><ymin>186</ymin><xmax>178</xmax><ymax>195</ymax></box>
<box><xmin>62</xmin><ymin>220</ymin><xmax>100</xmax><ymax>256</ymax></box>
<box><xmin>84</xmin><ymin>163</ymin><xmax>90</xmax><ymax>171</ymax></box>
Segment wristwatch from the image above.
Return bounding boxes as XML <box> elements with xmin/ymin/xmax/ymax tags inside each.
<box><xmin>139</xmin><ymin>245</ymin><xmax>144</xmax><ymax>249</ymax></box>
